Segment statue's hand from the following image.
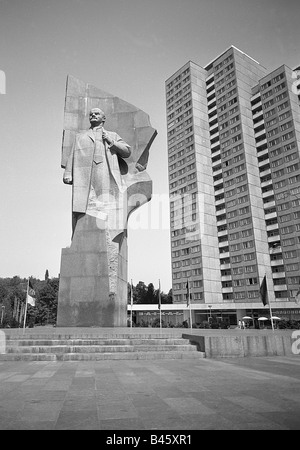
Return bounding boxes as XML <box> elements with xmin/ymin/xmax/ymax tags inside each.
<box><xmin>63</xmin><ymin>175</ymin><xmax>73</xmax><ymax>185</ymax></box>
<box><xmin>135</xmin><ymin>163</ymin><xmax>146</xmax><ymax>172</ymax></box>
<box><xmin>102</xmin><ymin>129</ymin><xmax>114</xmax><ymax>146</ymax></box>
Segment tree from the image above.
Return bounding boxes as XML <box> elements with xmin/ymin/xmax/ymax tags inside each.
<box><xmin>166</xmin><ymin>288</ymin><xmax>173</xmax><ymax>304</ymax></box>
<box><xmin>145</xmin><ymin>283</ymin><xmax>155</xmax><ymax>304</ymax></box>
<box><xmin>35</xmin><ymin>278</ymin><xmax>59</xmax><ymax>325</ymax></box>
<box><xmin>134</xmin><ymin>281</ymin><xmax>148</xmax><ymax>304</ymax></box>
<box><xmin>45</xmin><ymin>270</ymin><xmax>49</xmax><ymax>281</ymax></box>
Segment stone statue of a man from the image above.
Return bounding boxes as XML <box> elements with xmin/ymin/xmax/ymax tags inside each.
<box><xmin>56</xmin><ymin>75</ymin><xmax>157</xmax><ymax>327</ymax></box>
<box><xmin>63</xmin><ymin>108</ymin><xmax>131</xmax><ymax>240</ymax></box>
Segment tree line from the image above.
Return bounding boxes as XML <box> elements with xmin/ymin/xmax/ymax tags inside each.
<box><xmin>0</xmin><ymin>275</ymin><xmax>172</xmax><ymax>328</ymax></box>
<box><xmin>128</xmin><ymin>281</ymin><xmax>172</xmax><ymax>306</ymax></box>
<box><xmin>0</xmin><ymin>273</ymin><xmax>59</xmax><ymax>328</ymax></box>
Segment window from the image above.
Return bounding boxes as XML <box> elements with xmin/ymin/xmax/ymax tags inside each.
<box><xmin>280</xmin><ymin>122</ymin><xmax>293</xmax><ymax>132</ymax></box>
<box><xmin>284</xmin><ymin>142</ymin><xmax>296</xmax><ymax>152</ymax></box>
<box><xmin>246</xmin><ymin>277</ymin><xmax>258</xmax><ymax>285</ymax></box>
<box><xmin>232</xmin><ymin>267</ymin><xmax>243</xmax><ymax>275</ymax></box>
<box><xmin>284</xmin><ymin>250</ymin><xmax>297</xmax><ymax>259</ymax></box>
<box><xmin>279</xmin><ymin>111</ymin><xmax>291</xmax><ymax>121</ymax></box>
<box><xmin>233</xmin><ymin>279</ymin><xmax>244</xmax><ymax>287</ymax></box>
<box><xmin>244</xmin><ymin>253</ymin><xmax>255</xmax><ymax>261</ymax></box>
<box><xmin>286</xmin><ymin>163</ymin><xmax>299</xmax><ymax>173</ymax></box>
<box><xmin>278</xmin><ymin>101</ymin><xmax>289</xmax><ymax>112</ymax></box>
<box><xmin>265</xmin><ymin>109</ymin><xmax>276</xmax><ymax>119</ymax></box>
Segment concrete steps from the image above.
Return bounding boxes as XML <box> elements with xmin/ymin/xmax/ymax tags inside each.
<box><xmin>0</xmin><ymin>333</ymin><xmax>205</xmax><ymax>361</ymax></box>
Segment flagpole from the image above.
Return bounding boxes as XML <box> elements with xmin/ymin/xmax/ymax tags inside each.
<box><xmin>189</xmin><ymin>292</ymin><xmax>192</xmax><ymax>331</ymax></box>
<box><xmin>263</xmin><ymin>274</ymin><xmax>274</xmax><ymax>331</ymax></box>
<box><xmin>267</xmin><ymin>283</ymin><xmax>274</xmax><ymax>331</ymax></box>
<box><xmin>159</xmin><ymin>279</ymin><xmax>162</xmax><ymax>329</ymax></box>
<box><xmin>130</xmin><ymin>279</ymin><xmax>133</xmax><ymax>329</ymax></box>
<box><xmin>190</xmin><ymin>276</ymin><xmax>193</xmax><ymax>330</ymax></box>
<box><xmin>23</xmin><ymin>278</ymin><xmax>29</xmax><ymax>333</ymax></box>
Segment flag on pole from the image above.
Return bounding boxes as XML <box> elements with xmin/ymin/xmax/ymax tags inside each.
<box><xmin>27</xmin><ymin>280</ymin><xmax>36</xmax><ymax>307</ymax></box>
<box><xmin>186</xmin><ymin>279</ymin><xmax>191</xmax><ymax>307</ymax></box>
<box><xmin>130</xmin><ymin>280</ymin><xmax>134</xmax><ymax>328</ymax></box>
<box><xmin>130</xmin><ymin>281</ymin><xmax>133</xmax><ymax>306</ymax></box>
<box><xmin>295</xmin><ymin>288</ymin><xmax>300</xmax><ymax>305</ymax></box>
<box><xmin>260</xmin><ymin>275</ymin><xmax>268</xmax><ymax>306</ymax></box>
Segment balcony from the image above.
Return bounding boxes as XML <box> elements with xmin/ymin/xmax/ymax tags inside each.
<box><xmin>258</xmin><ymin>147</ymin><xmax>269</xmax><ymax>158</ymax></box>
<box><xmin>213</xmin><ymin>168</ymin><xmax>222</xmax><ymax>178</ymax></box>
<box><xmin>214</xmin><ymin>180</ymin><xmax>224</xmax><ymax>189</ymax></box>
<box><xmin>206</xmin><ymin>73</ymin><xmax>214</xmax><ymax>84</ymax></box>
<box><xmin>211</xmin><ymin>140</ymin><xmax>220</xmax><ymax>150</ymax></box>
<box><xmin>258</xmin><ymin>158</ymin><xmax>270</xmax><ymax>168</ymax></box>
<box><xmin>222</xmin><ymin>287</ymin><xmax>233</xmax><ymax>293</ymax></box>
<box><xmin>219</xmin><ymin>251</ymin><xmax>229</xmax><ymax>258</ymax></box>
<box><xmin>268</xmin><ymin>234</ymin><xmax>280</xmax><ymax>243</ymax></box>
<box><xmin>265</xmin><ymin>211</ymin><xmax>277</xmax><ymax>220</ymax></box>
<box><xmin>208</xmin><ymin>105</ymin><xmax>217</xmax><ymax>116</ymax></box>
<box><xmin>261</xmin><ymin>178</ymin><xmax>273</xmax><ymax>188</ymax></box>
<box><xmin>251</xmin><ymin>92</ymin><xmax>261</xmax><ymax>102</ymax></box>
<box><xmin>271</xmin><ymin>259</ymin><xmax>284</xmax><ymax>265</ymax></box>
<box><xmin>214</xmin><ymin>183</ymin><xmax>224</xmax><ymax>195</ymax></box>
<box><xmin>272</xmin><ymin>272</ymin><xmax>286</xmax><ymax>279</ymax></box>
<box><xmin>274</xmin><ymin>284</ymin><xmax>287</xmax><ymax>291</ymax></box>
<box><xmin>256</xmin><ymin>138</ymin><xmax>267</xmax><ymax>149</ymax></box>
<box><xmin>220</xmin><ymin>263</ymin><xmax>231</xmax><ymax>269</ymax></box>
<box><xmin>207</xmin><ymin>97</ymin><xmax>217</xmax><ymax>108</ymax></box>
<box><xmin>209</xmin><ymin>122</ymin><xmax>219</xmax><ymax>134</ymax></box>
<box><xmin>269</xmin><ymin>245</ymin><xmax>282</xmax><ymax>254</ymax></box>
<box><xmin>210</xmin><ymin>133</ymin><xmax>220</xmax><ymax>145</ymax></box>
<box><xmin>254</xmin><ymin>119</ymin><xmax>265</xmax><ymax>130</ymax></box>
<box><xmin>209</xmin><ymin>111</ymin><xmax>218</xmax><ymax>123</ymax></box>
<box><xmin>207</xmin><ymin>89</ymin><xmax>216</xmax><ymax>100</ymax></box>
<box><xmin>221</xmin><ymin>275</ymin><xmax>232</xmax><ymax>282</ymax></box>
<box><xmin>251</xmin><ymin>99</ymin><xmax>262</xmax><ymax>110</ymax></box>
<box><xmin>263</xmin><ymin>189</ymin><xmax>274</xmax><ymax>198</ymax></box>
<box><xmin>212</xmin><ymin>158</ymin><xmax>222</xmax><ymax>168</ymax></box>
<box><xmin>255</xmin><ymin>129</ymin><xmax>266</xmax><ymax>140</ymax></box>
<box><xmin>264</xmin><ymin>199</ymin><xmax>275</xmax><ymax>208</ymax></box>
<box><xmin>260</xmin><ymin>168</ymin><xmax>271</xmax><ymax>178</ymax></box>
<box><xmin>219</xmin><ymin>240</ymin><xmax>229</xmax><ymax>248</ymax></box>
<box><xmin>253</xmin><ymin>109</ymin><xmax>263</xmax><ymax>120</ymax></box>
<box><xmin>266</xmin><ymin>222</ymin><xmax>278</xmax><ymax>231</ymax></box>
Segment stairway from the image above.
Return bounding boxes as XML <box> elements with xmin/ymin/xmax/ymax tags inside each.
<box><xmin>0</xmin><ymin>331</ymin><xmax>205</xmax><ymax>361</ymax></box>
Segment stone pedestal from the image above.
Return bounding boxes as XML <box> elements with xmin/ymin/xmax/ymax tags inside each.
<box><xmin>57</xmin><ymin>214</ymin><xmax>128</xmax><ymax>327</ymax></box>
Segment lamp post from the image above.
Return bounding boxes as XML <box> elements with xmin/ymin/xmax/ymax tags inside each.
<box><xmin>1</xmin><ymin>305</ymin><xmax>5</xmax><ymax>327</ymax></box>
<box><xmin>208</xmin><ymin>305</ymin><xmax>212</xmax><ymax>326</ymax></box>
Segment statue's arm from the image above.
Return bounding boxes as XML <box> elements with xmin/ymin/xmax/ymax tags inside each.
<box><xmin>63</xmin><ymin>135</ymin><xmax>76</xmax><ymax>184</ymax></box>
<box><xmin>109</xmin><ymin>132</ymin><xmax>131</xmax><ymax>159</ymax></box>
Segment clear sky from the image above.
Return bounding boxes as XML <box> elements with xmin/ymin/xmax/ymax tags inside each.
<box><xmin>0</xmin><ymin>0</ymin><xmax>299</xmax><ymax>293</ymax></box>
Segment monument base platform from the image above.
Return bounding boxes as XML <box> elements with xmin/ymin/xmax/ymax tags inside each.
<box><xmin>56</xmin><ymin>214</ymin><xmax>127</xmax><ymax>327</ymax></box>
<box><xmin>182</xmin><ymin>329</ymin><xmax>295</xmax><ymax>358</ymax></box>
<box><xmin>0</xmin><ymin>327</ymin><xmax>204</xmax><ymax>361</ymax></box>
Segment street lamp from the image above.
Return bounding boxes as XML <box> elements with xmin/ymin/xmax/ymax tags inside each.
<box><xmin>208</xmin><ymin>304</ymin><xmax>212</xmax><ymax>321</ymax></box>
<box><xmin>1</xmin><ymin>305</ymin><xmax>5</xmax><ymax>327</ymax></box>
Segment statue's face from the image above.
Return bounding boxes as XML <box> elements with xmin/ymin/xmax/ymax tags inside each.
<box><xmin>89</xmin><ymin>109</ymin><xmax>105</xmax><ymax>126</ymax></box>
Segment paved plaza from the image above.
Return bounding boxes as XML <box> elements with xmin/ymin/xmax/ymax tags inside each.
<box><xmin>0</xmin><ymin>348</ymin><xmax>300</xmax><ymax>430</ymax></box>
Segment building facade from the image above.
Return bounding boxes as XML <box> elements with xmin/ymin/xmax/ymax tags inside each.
<box><xmin>165</xmin><ymin>46</ymin><xmax>300</xmax><ymax>325</ymax></box>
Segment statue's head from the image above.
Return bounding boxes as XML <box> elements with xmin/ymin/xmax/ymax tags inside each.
<box><xmin>89</xmin><ymin>108</ymin><xmax>106</xmax><ymax>127</ymax></box>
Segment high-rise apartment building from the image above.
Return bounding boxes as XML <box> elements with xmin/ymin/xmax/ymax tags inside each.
<box><xmin>165</xmin><ymin>46</ymin><xmax>300</xmax><ymax>324</ymax></box>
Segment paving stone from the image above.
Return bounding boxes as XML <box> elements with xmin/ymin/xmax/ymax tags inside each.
<box><xmin>99</xmin><ymin>417</ymin><xmax>145</xmax><ymax>430</ymax></box>
<box><xmin>0</xmin><ymin>329</ymin><xmax>300</xmax><ymax>430</ymax></box>
<box><xmin>55</xmin><ymin>410</ymin><xmax>99</xmax><ymax>430</ymax></box>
